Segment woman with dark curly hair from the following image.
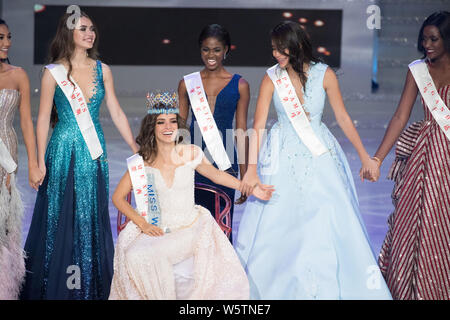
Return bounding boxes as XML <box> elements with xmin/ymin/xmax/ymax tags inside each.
<box><xmin>109</xmin><ymin>93</ymin><xmax>273</xmax><ymax>299</ymax></box>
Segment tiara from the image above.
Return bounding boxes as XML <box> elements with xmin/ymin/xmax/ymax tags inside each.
<box><xmin>146</xmin><ymin>91</ymin><xmax>179</xmax><ymax>115</ymax></box>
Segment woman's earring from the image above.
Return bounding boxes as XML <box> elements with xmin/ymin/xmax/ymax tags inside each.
<box><xmin>224</xmin><ymin>53</ymin><xmax>227</xmax><ymax>60</ymax></box>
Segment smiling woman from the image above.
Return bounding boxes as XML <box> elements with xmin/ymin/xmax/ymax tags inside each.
<box><xmin>20</xmin><ymin>11</ymin><xmax>138</xmax><ymax>300</ymax></box>
<box><xmin>372</xmin><ymin>11</ymin><xmax>450</xmax><ymax>300</ymax></box>
<box><xmin>0</xmin><ymin>18</ymin><xmax>42</xmax><ymax>300</ymax></box>
<box><xmin>109</xmin><ymin>95</ymin><xmax>274</xmax><ymax>299</ymax></box>
<box><xmin>178</xmin><ymin>25</ymin><xmax>250</xmax><ymax>243</ymax></box>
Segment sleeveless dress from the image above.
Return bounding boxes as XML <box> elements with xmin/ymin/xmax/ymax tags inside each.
<box><xmin>21</xmin><ymin>61</ymin><xmax>114</xmax><ymax>300</ymax></box>
<box><xmin>189</xmin><ymin>74</ymin><xmax>241</xmax><ymax>240</ymax></box>
<box><xmin>234</xmin><ymin>62</ymin><xmax>392</xmax><ymax>299</ymax></box>
<box><xmin>109</xmin><ymin>146</ymin><xmax>249</xmax><ymax>299</ymax></box>
<box><xmin>0</xmin><ymin>89</ymin><xmax>25</xmax><ymax>300</ymax></box>
<box><xmin>379</xmin><ymin>84</ymin><xmax>450</xmax><ymax>300</ymax></box>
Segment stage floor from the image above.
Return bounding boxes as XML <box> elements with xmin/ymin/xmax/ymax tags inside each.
<box><xmin>15</xmin><ymin>93</ymin><xmax>424</xmax><ymax>256</ymax></box>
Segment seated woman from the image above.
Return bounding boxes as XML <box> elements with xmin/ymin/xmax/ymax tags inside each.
<box><xmin>109</xmin><ymin>91</ymin><xmax>273</xmax><ymax>300</ymax></box>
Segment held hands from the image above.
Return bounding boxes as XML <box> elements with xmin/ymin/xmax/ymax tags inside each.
<box><xmin>359</xmin><ymin>157</ymin><xmax>381</xmax><ymax>182</ymax></box>
<box><xmin>239</xmin><ymin>169</ymin><xmax>261</xmax><ymax>197</ymax></box>
<box><xmin>251</xmin><ymin>183</ymin><xmax>275</xmax><ymax>201</ymax></box>
<box><xmin>239</xmin><ymin>170</ymin><xmax>275</xmax><ymax>201</ymax></box>
<box><xmin>28</xmin><ymin>163</ymin><xmax>45</xmax><ymax>191</ymax></box>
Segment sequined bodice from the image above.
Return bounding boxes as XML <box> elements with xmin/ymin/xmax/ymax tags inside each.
<box><xmin>53</xmin><ymin>60</ymin><xmax>104</xmax><ymax>129</ymax></box>
<box><xmin>0</xmin><ymin>89</ymin><xmax>20</xmax><ymax>132</ymax></box>
<box><xmin>0</xmin><ymin>89</ymin><xmax>20</xmax><ymax>182</ymax></box>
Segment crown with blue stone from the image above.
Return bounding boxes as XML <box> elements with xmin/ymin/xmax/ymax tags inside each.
<box><xmin>146</xmin><ymin>90</ymin><xmax>179</xmax><ymax>115</ymax></box>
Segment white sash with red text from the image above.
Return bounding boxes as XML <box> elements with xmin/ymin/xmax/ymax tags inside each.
<box><xmin>267</xmin><ymin>64</ymin><xmax>327</xmax><ymax>156</ymax></box>
<box><xmin>409</xmin><ymin>59</ymin><xmax>450</xmax><ymax>141</ymax></box>
<box><xmin>0</xmin><ymin>137</ymin><xmax>16</xmax><ymax>173</ymax></box>
<box><xmin>127</xmin><ymin>154</ymin><xmax>162</xmax><ymax>227</ymax></box>
<box><xmin>183</xmin><ymin>72</ymin><xmax>232</xmax><ymax>170</ymax></box>
<box><xmin>46</xmin><ymin>63</ymin><xmax>103</xmax><ymax>159</ymax></box>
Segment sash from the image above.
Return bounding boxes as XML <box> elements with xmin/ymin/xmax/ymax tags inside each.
<box><xmin>267</xmin><ymin>64</ymin><xmax>327</xmax><ymax>156</ymax></box>
<box><xmin>409</xmin><ymin>59</ymin><xmax>450</xmax><ymax>141</ymax></box>
<box><xmin>46</xmin><ymin>63</ymin><xmax>103</xmax><ymax>159</ymax></box>
<box><xmin>127</xmin><ymin>154</ymin><xmax>163</xmax><ymax>229</ymax></box>
<box><xmin>183</xmin><ymin>72</ymin><xmax>232</xmax><ymax>170</ymax></box>
<box><xmin>0</xmin><ymin>137</ymin><xmax>17</xmax><ymax>173</ymax></box>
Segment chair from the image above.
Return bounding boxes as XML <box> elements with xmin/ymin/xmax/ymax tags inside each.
<box><xmin>117</xmin><ymin>183</ymin><xmax>232</xmax><ymax>238</ymax></box>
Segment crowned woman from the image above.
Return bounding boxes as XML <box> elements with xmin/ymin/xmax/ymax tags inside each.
<box><xmin>109</xmin><ymin>91</ymin><xmax>273</xmax><ymax>300</ymax></box>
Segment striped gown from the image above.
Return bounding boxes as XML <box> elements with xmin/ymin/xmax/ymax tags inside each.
<box><xmin>379</xmin><ymin>84</ymin><xmax>450</xmax><ymax>300</ymax></box>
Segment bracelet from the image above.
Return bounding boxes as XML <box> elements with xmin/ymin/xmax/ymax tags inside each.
<box><xmin>372</xmin><ymin>156</ymin><xmax>382</xmax><ymax>165</ymax></box>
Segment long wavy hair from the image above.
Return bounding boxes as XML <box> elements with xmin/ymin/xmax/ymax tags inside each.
<box><xmin>0</xmin><ymin>18</ymin><xmax>11</xmax><ymax>64</ymax></box>
<box><xmin>47</xmin><ymin>11</ymin><xmax>100</xmax><ymax>127</ymax></box>
<box><xmin>271</xmin><ymin>21</ymin><xmax>321</xmax><ymax>88</ymax></box>
<box><xmin>136</xmin><ymin>104</ymin><xmax>187</xmax><ymax>163</ymax></box>
<box><xmin>417</xmin><ymin>11</ymin><xmax>450</xmax><ymax>59</ymax></box>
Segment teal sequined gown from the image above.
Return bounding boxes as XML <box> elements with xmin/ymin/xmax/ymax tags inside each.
<box><xmin>21</xmin><ymin>60</ymin><xmax>114</xmax><ymax>300</ymax></box>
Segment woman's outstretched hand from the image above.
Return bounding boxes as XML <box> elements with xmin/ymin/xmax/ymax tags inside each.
<box><xmin>251</xmin><ymin>183</ymin><xmax>275</xmax><ymax>201</ymax></box>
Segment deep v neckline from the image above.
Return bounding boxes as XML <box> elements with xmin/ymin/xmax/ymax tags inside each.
<box><xmin>202</xmin><ymin>74</ymin><xmax>236</xmax><ymax>115</ymax></box>
<box><xmin>148</xmin><ymin>163</ymin><xmax>189</xmax><ymax>190</ymax></box>
<box><xmin>60</xmin><ymin>61</ymin><xmax>98</xmax><ymax>104</ymax></box>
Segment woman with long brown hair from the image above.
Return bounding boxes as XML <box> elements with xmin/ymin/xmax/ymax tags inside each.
<box><xmin>109</xmin><ymin>93</ymin><xmax>272</xmax><ymax>299</ymax></box>
<box><xmin>20</xmin><ymin>11</ymin><xmax>138</xmax><ymax>300</ymax></box>
<box><xmin>234</xmin><ymin>21</ymin><xmax>391</xmax><ymax>299</ymax></box>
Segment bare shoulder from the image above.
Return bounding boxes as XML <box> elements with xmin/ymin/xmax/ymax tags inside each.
<box><xmin>323</xmin><ymin>67</ymin><xmax>338</xmax><ymax>89</ymax></box>
<box><xmin>238</xmin><ymin>77</ymin><xmax>249</xmax><ymax>89</ymax></box>
<box><xmin>101</xmin><ymin>61</ymin><xmax>111</xmax><ymax>71</ymax></box>
<box><xmin>178</xmin><ymin>78</ymin><xmax>186</xmax><ymax>91</ymax></box>
<box><xmin>101</xmin><ymin>62</ymin><xmax>112</xmax><ymax>79</ymax></box>
<box><xmin>177</xmin><ymin>144</ymin><xmax>202</xmax><ymax>163</ymax></box>
<box><xmin>260</xmin><ymin>73</ymin><xmax>274</xmax><ymax>91</ymax></box>
<box><xmin>9</xmin><ymin>65</ymin><xmax>29</xmax><ymax>82</ymax></box>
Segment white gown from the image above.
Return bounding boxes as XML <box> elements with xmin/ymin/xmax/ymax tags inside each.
<box><xmin>109</xmin><ymin>147</ymin><xmax>249</xmax><ymax>299</ymax></box>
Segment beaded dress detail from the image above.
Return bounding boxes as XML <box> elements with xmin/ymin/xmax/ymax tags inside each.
<box><xmin>109</xmin><ymin>146</ymin><xmax>249</xmax><ymax>300</ymax></box>
<box><xmin>0</xmin><ymin>89</ymin><xmax>25</xmax><ymax>300</ymax></box>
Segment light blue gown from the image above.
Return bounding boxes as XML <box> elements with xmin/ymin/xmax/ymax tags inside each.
<box><xmin>234</xmin><ymin>62</ymin><xmax>392</xmax><ymax>300</ymax></box>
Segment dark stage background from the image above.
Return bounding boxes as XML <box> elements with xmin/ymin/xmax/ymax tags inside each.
<box><xmin>34</xmin><ymin>5</ymin><xmax>342</xmax><ymax>67</ymax></box>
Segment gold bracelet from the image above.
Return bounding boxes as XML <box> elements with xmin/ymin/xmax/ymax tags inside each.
<box><xmin>372</xmin><ymin>156</ymin><xmax>382</xmax><ymax>165</ymax></box>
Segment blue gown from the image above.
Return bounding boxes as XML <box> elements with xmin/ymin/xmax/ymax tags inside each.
<box><xmin>189</xmin><ymin>74</ymin><xmax>241</xmax><ymax>241</ymax></box>
<box><xmin>234</xmin><ymin>62</ymin><xmax>392</xmax><ymax>300</ymax></box>
<box><xmin>21</xmin><ymin>60</ymin><xmax>114</xmax><ymax>300</ymax></box>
